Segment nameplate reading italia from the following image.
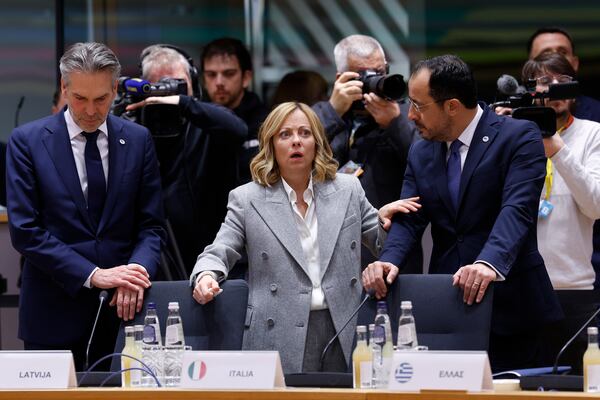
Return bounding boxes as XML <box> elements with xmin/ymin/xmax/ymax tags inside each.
<box><xmin>180</xmin><ymin>351</ymin><xmax>285</xmax><ymax>389</ymax></box>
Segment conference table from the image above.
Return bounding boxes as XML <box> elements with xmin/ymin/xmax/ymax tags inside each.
<box><xmin>0</xmin><ymin>389</ymin><xmax>598</xmax><ymax>399</ymax></box>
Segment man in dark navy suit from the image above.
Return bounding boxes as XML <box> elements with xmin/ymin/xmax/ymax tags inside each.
<box><xmin>362</xmin><ymin>55</ymin><xmax>561</xmax><ymax>371</ymax></box>
<box><xmin>6</xmin><ymin>42</ymin><xmax>165</xmax><ymax>370</ymax></box>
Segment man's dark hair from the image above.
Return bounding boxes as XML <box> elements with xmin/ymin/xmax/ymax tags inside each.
<box><xmin>52</xmin><ymin>89</ymin><xmax>61</xmax><ymax>107</ymax></box>
<box><xmin>201</xmin><ymin>37</ymin><xmax>252</xmax><ymax>72</ymax></box>
<box><xmin>522</xmin><ymin>52</ymin><xmax>577</xmax><ymax>83</ymax></box>
<box><xmin>413</xmin><ymin>54</ymin><xmax>478</xmax><ymax>109</ymax></box>
<box><xmin>526</xmin><ymin>27</ymin><xmax>575</xmax><ymax>56</ymax></box>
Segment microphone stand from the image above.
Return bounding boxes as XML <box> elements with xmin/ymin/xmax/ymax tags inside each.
<box><xmin>520</xmin><ymin>306</ymin><xmax>600</xmax><ymax>392</ymax></box>
<box><xmin>84</xmin><ymin>290</ymin><xmax>108</xmax><ymax>371</ymax></box>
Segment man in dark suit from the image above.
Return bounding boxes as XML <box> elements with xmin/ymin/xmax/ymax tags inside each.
<box><xmin>6</xmin><ymin>42</ymin><xmax>165</xmax><ymax>370</ymax></box>
<box><xmin>362</xmin><ymin>55</ymin><xmax>561</xmax><ymax>371</ymax></box>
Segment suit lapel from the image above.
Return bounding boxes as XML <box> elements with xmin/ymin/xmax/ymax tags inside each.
<box><xmin>251</xmin><ymin>182</ymin><xmax>309</xmax><ymax>275</ymax></box>
<box><xmin>42</xmin><ymin>112</ymin><xmax>93</xmax><ymax>230</ymax></box>
<box><xmin>433</xmin><ymin>141</ymin><xmax>455</xmax><ymax>215</ymax></box>
<box><xmin>458</xmin><ymin>108</ymin><xmax>498</xmax><ymax>208</ymax></box>
<box><xmin>315</xmin><ymin>180</ymin><xmax>351</xmax><ymax>278</ymax></box>
<box><xmin>98</xmin><ymin>116</ymin><xmax>129</xmax><ymax>234</ymax></box>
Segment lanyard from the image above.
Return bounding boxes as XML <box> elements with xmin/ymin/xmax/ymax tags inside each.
<box><xmin>544</xmin><ymin>115</ymin><xmax>574</xmax><ymax>200</ymax></box>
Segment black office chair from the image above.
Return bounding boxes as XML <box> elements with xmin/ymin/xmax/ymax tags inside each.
<box><xmin>358</xmin><ymin>274</ymin><xmax>493</xmax><ymax>351</ymax></box>
<box><xmin>110</xmin><ymin>279</ymin><xmax>248</xmax><ymax>371</ymax></box>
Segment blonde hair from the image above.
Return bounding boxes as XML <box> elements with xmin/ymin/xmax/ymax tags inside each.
<box><xmin>250</xmin><ymin>102</ymin><xmax>338</xmax><ymax>186</ymax></box>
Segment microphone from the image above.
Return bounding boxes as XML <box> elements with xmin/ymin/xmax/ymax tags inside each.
<box><xmin>118</xmin><ymin>77</ymin><xmax>151</xmax><ymax>95</ymax></box>
<box><xmin>14</xmin><ymin>96</ymin><xmax>25</xmax><ymax>127</ymax></box>
<box><xmin>85</xmin><ymin>290</ymin><xmax>109</xmax><ymax>371</ymax></box>
<box><xmin>520</xmin><ymin>306</ymin><xmax>600</xmax><ymax>391</ymax></box>
<box><xmin>319</xmin><ymin>288</ymin><xmax>376</xmax><ymax>372</ymax></box>
<box><xmin>496</xmin><ymin>74</ymin><xmax>526</xmax><ymax>96</ymax></box>
<box><xmin>553</xmin><ymin>306</ymin><xmax>600</xmax><ymax>374</ymax></box>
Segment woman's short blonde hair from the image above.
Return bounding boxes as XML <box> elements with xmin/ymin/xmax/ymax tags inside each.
<box><xmin>250</xmin><ymin>102</ymin><xmax>338</xmax><ymax>186</ymax></box>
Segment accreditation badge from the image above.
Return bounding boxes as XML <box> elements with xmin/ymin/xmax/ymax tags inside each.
<box><xmin>538</xmin><ymin>199</ymin><xmax>554</xmax><ymax>219</ymax></box>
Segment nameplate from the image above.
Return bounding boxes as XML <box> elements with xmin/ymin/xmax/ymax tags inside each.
<box><xmin>387</xmin><ymin>350</ymin><xmax>493</xmax><ymax>392</ymax></box>
<box><xmin>180</xmin><ymin>351</ymin><xmax>285</xmax><ymax>389</ymax></box>
<box><xmin>0</xmin><ymin>351</ymin><xmax>76</xmax><ymax>388</ymax></box>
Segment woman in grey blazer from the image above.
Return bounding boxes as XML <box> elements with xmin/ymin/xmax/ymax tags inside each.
<box><xmin>190</xmin><ymin>102</ymin><xmax>419</xmax><ymax>374</ymax></box>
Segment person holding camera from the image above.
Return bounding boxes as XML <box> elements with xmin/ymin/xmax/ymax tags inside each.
<box><xmin>127</xmin><ymin>45</ymin><xmax>247</xmax><ymax>275</ymax></box>
<box><xmin>313</xmin><ymin>34</ymin><xmax>422</xmax><ymax>272</ymax></box>
<box><xmin>520</xmin><ymin>52</ymin><xmax>600</xmax><ymax>373</ymax></box>
<box><xmin>362</xmin><ymin>55</ymin><xmax>561</xmax><ymax>372</ymax></box>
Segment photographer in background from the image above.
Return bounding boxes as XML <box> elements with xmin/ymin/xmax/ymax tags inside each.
<box><xmin>201</xmin><ymin>38</ymin><xmax>269</xmax><ymax>184</ymax></box>
<box><xmin>313</xmin><ymin>34</ymin><xmax>422</xmax><ymax>272</ymax></box>
<box><xmin>520</xmin><ymin>52</ymin><xmax>600</xmax><ymax>373</ymax></box>
<box><xmin>127</xmin><ymin>45</ymin><xmax>247</xmax><ymax>275</ymax></box>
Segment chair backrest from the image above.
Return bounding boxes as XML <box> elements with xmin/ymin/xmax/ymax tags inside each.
<box><xmin>358</xmin><ymin>274</ymin><xmax>493</xmax><ymax>351</ymax></box>
<box><xmin>110</xmin><ymin>279</ymin><xmax>248</xmax><ymax>371</ymax></box>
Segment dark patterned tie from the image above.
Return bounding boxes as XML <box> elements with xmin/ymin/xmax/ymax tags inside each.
<box><xmin>447</xmin><ymin>139</ymin><xmax>463</xmax><ymax>212</ymax></box>
<box><xmin>82</xmin><ymin>130</ymin><xmax>106</xmax><ymax>227</ymax></box>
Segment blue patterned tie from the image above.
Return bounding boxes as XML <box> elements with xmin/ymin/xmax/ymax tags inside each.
<box><xmin>82</xmin><ymin>130</ymin><xmax>106</xmax><ymax>227</ymax></box>
<box><xmin>447</xmin><ymin>139</ymin><xmax>463</xmax><ymax>212</ymax></box>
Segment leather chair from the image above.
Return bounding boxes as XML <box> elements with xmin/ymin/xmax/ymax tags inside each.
<box><xmin>358</xmin><ymin>274</ymin><xmax>493</xmax><ymax>351</ymax></box>
<box><xmin>110</xmin><ymin>279</ymin><xmax>248</xmax><ymax>371</ymax></box>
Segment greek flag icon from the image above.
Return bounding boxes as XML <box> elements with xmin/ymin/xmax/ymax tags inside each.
<box><xmin>394</xmin><ymin>362</ymin><xmax>413</xmax><ymax>383</ymax></box>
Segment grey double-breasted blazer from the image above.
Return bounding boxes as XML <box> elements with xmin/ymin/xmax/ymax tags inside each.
<box><xmin>190</xmin><ymin>173</ymin><xmax>383</xmax><ymax>373</ymax></box>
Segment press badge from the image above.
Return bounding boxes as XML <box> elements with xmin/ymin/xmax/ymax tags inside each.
<box><xmin>538</xmin><ymin>199</ymin><xmax>554</xmax><ymax>218</ymax></box>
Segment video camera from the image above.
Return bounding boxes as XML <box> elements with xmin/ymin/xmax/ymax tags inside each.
<box><xmin>352</xmin><ymin>70</ymin><xmax>406</xmax><ymax>111</ymax></box>
<box><xmin>491</xmin><ymin>75</ymin><xmax>580</xmax><ymax>137</ymax></box>
<box><xmin>111</xmin><ymin>77</ymin><xmax>188</xmax><ymax>137</ymax></box>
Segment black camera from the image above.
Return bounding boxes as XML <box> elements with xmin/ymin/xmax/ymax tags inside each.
<box><xmin>492</xmin><ymin>78</ymin><xmax>580</xmax><ymax>137</ymax></box>
<box><xmin>351</xmin><ymin>70</ymin><xmax>406</xmax><ymax>112</ymax></box>
<box><xmin>111</xmin><ymin>76</ymin><xmax>188</xmax><ymax>137</ymax></box>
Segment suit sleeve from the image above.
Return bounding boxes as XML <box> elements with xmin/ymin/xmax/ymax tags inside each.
<box><xmin>477</xmin><ymin>122</ymin><xmax>546</xmax><ymax>276</ymax></box>
<box><xmin>378</xmin><ymin>145</ymin><xmax>430</xmax><ymax>268</ymax></box>
<box><xmin>7</xmin><ymin>127</ymin><xmax>97</xmax><ymax>296</ymax></box>
<box><xmin>127</xmin><ymin>130</ymin><xmax>166</xmax><ymax>278</ymax></box>
<box><xmin>189</xmin><ymin>186</ymin><xmax>247</xmax><ymax>283</ymax></box>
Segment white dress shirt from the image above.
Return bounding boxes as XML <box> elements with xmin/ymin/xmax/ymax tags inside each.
<box><xmin>445</xmin><ymin>105</ymin><xmax>505</xmax><ymax>281</ymax></box>
<box><xmin>64</xmin><ymin>108</ymin><xmax>109</xmax><ymax>199</ymax></box>
<box><xmin>281</xmin><ymin>177</ymin><xmax>327</xmax><ymax>311</ymax></box>
<box><xmin>64</xmin><ymin>108</ymin><xmax>109</xmax><ymax>287</ymax></box>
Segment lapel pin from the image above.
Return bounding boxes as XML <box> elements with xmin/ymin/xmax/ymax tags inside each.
<box><xmin>482</xmin><ymin>136</ymin><xmax>489</xmax><ymax>143</ymax></box>
<box><xmin>119</xmin><ymin>138</ymin><xmax>126</xmax><ymax>145</ymax></box>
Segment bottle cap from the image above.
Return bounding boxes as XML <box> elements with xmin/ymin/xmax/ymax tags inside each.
<box><xmin>134</xmin><ymin>324</ymin><xmax>144</xmax><ymax>331</ymax></box>
<box><xmin>168</xmin><ymin>301</ymin><xmax>180</xmax><ymax>309</ymax></box>
<box><xmin>356</xmin><ymin>325</ymin><xmax>367</xmax><ymax>333</ymax></box>
<box><xmin>124</xmin><ymin>326</ymin><xmax>134</xmax><ymax>333</ymax></box>
<box><xmin>588</xmin><ymin>327</ymin><xmax>598</xmax><ymax>335</ymax></box>
<box><xmin>147</xmin><ymin>302</ymin><xmax>156</xmax><ymax>309</ymax></box>
<box><xmin>401</xmin><ymin>300</ymin><xmax>413</xmax><ymax>309</ymax></box>
<box><xmin>376</xmin><ymin>301</ymin><xmax>387</xmax><ymax>310</ymax></box>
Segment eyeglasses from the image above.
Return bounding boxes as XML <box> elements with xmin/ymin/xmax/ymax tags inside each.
<box><xmin>407</xmin><ymin>97</ymin><xmax>450</xmax><ymax>113</ymax></box>
<box><xmin>535</xmin><ymin>75</ymin><xmax>573</xmax><ymax>86</ymax></box>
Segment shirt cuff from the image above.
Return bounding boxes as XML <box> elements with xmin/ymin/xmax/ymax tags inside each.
<box><xmin>84</xmin><ymin>267</ymin><xmax>100</xmax><ymax>289</ymax></box>
<box><xmin>474</xmin><ymin>260</ymin><xmax>505</xmax><ymax>281</ymax></box>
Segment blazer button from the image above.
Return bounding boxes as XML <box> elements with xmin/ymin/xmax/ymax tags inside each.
<box><xmin>350</xmin><ymin>240</ymin><xmax>357</xmax><ymax>250</ymax></box>
<box><xmin>350</xmin><ymin>277</ymin><xmax>358</xmax><ymax>286</ymax></box>
<box><xmin>270</xmin><ymin>283</ymin><xmax>278</xmax><ymax>292</ymax></box>
<box><xmin>261</xmin><ymin>251</ymin><xmax>268</xmax><ymax>260</ymax></box>
<box><xmin>457</xmin><ymin>235</ymin><xmax>464</xmax><ymax>243</ymax></box>
<box><xmin>267</xmin><ymin>318</ymin><xmax>275</xmax><ymax>327</ymax></box>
